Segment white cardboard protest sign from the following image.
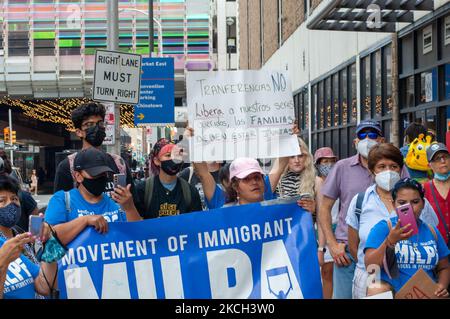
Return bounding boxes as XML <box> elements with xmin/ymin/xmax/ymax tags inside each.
<box><xmin>186</xmin><ymin>70</ymin><xmax>300</xmax><ymax>162</ymax></box>
<box><xmin>93</xmin><ymin>50</ymin><xmax>142</xmax><ymax>105</ymax></box>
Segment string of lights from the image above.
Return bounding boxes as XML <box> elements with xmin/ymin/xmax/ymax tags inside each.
<box><xmin>0</xmin><ymin>97</ymin><xmax>137</xmax><ymax>130</ymax></box>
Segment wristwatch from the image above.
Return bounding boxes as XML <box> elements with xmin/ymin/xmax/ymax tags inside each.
<box><xmin>318</xmin><ymin>246</ymin><xmax>326</xmax><ymax>253</ymax></box>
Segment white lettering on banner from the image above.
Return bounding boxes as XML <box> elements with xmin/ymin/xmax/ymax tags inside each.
<box><xmin>260</xmin><ymin>240</ymin><xmax>303</xmax><ymax>299</ymax></box>
<box><xmin>186</xmin><ymin>71</ymin><xmax>300</xmax><ymax>162</ymax></box>
<box><xmin>207</xmin><ymin>249</ymin><xmax>253</xmax><ymax>299</ymax></box>
<box><xmin>161</xmin><ymin>256</ymin><xmax>184</xmax><ymax>299</ymax></box>
<box><xmin>101</xmin><ymin>262</ymin><xmax>131</xmax><ymax>299</ymax></box>
<box><xmin>198</xmin><ymin>218</ymin><xmax>293</xmax><ymax>249</ymax></box>
<box><xmin>61</xmin><ymin>239</ymin><xmax>158</xmax><ymax>266</ymax></box>
<box><xmin>134</xmin><ymin>259</ymin><xmax>157</xmax><ymax>299</ymax></box>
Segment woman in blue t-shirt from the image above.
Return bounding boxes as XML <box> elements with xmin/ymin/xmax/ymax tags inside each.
<box><xmin>364</xmin><ymin>178</ymin><xmax>450</xmax><ymax>298</ymax></box>
<box><xmin>0</xmin><ymin>176</ymin><xmax>58</xmax><ymax>299</ymax></box>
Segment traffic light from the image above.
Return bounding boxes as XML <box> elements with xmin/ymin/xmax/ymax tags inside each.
<box><xmin>3</xmin><ymin>127</ymin><xmax>9</xmax><ymax>143</ymax></box>
<box><xmin>11</xmin><ymin>130</ymin><xmax>16</xmax><ymax>144</ymax></box>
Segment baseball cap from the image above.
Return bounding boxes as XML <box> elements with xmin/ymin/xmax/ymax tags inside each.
<box><xmin>229</xmin><ymin>158</ymin><xmax>264</xmax><ymax>181</ymax></box>
<box><xmin>426</xmin><ymin>142</ymin><xmax>449</xmax><ymax>162</ymax></box>
<box><xmin>314</xmin><ymin>147</ymin><xmax>337</xmax><ymax>164</ymax></box>
<box><xmin>74</xmin><ymin>147</ymin><xmax>114</xmax><ymax>177</ymax></box>
<box><xmin>356</xmin><ymin>120</ymin><xmax>382</xmax><ymax>135</ymax></box>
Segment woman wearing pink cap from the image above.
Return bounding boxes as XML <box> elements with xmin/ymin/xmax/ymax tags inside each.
<box><xmin>314</xmin><ymin>147</ymin><xmax>338</xmax><ymax>299</ymax></box>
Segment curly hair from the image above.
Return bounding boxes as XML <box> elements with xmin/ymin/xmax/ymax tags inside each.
<box><xmin>71</xmin><ymin>102</ymin><xmax>106</xmax><ymax>129</ymax></box>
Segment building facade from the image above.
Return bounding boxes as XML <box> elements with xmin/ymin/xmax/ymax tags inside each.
<box><xmin>238</xmin><ymin>0</ymin><xmax>450</xmax><ymax>159</ymax></box>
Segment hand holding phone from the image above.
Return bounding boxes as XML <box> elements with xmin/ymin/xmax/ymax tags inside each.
<box><xmin>395</xmin><ymin>203</ymin><xmax>419</xmax><ymax>236</ymax></box>
<box><xmin>113</xmin><ymin>173</ymin><xmax>127</xmax><ymax>188</ymax></box>
<box><xmin>29</xmin><ymin>215</ymin><xmax>44</xmax><ymax>238</ymax></box>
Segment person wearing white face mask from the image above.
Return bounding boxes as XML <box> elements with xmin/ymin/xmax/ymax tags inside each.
<box><xmin>346</xmin><ymin>143</ymin><xmax>439</xmax><ymax>298</ymax></box>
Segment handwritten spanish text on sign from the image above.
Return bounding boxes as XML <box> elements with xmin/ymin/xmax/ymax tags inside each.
<box><xmin>93</xmin><ymin>50</ymin><xmax>142</xmax><ymax>105</ymax></box>
<box><xmin>186</xmin><ymin>71</ymin><xmax>300</xmax><ymax>162</ymax></box>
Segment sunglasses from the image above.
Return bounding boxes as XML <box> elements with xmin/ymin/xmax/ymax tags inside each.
<box><xmin>357</xmin><ymin>132</ymin><xmax>379</xmax><ymax>140</ymax></box>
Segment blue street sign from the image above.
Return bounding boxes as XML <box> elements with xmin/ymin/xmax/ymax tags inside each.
<box><xmin>134</xmin><ymin>57</ymin><xmax>174</xmax><ymax>126</ymax></box>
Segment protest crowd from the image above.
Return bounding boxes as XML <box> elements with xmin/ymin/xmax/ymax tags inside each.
<box><xmin>0</xmin><ymin>98</ymin><xmax>449</xmax><ymax>300</ymax></box>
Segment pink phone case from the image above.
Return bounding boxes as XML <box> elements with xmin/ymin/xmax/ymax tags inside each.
<box><xmin>396</xmin><ymin>203</ymin><xmax>419</xmax><ymax>236</ymax></box>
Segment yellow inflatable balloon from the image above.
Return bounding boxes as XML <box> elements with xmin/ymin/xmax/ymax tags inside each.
<box><xmin>405</xmin><ymin>133</ymin><xmax>432</xmax><ymax>172</ymax></box>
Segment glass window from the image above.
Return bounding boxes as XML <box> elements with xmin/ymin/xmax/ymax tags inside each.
<box><xmin>341</xmin><ymin>69</ymin><xmax>348</xmax><ymax>124</ymax></box>
<box><xmin>312</xmin><ymin>85</ymin><xmax>317</xmax><ymax>131</ymax></box>
<box><xmin>385</xmin><ymin>45</ymin><xmax>392</xmax><ymax>114</ymax></box>
<box><xmin>304</xmin><ymin>88</ymin><xmax>309</xmax><ymax>132</ymax></box>
<box><xmin>333</xmin><ymin>73</ymin><xmax>339</xmax><ymax>126</ymax></box>
<box><xmin>445</xmin><ymin>64</ymin><xmax>450</xmax><ymax>100</ymax></box>
<box><xmin>404</xmin><ymin>76</ymin><xmax>414</xmax><ymax>108</ymax></box>
<box><xmin>375</xmin><ymin>50</ymin><xmax>382</xmax><ymax>117</ymax></box>
<box><xmin>325</xmin><ymin>78</ymin><xmax>331</xmax><ymax>128</ymax></box>
<box><xmin>318</xmin><ymin>82</ymin><xmax>324</xmax><ymax>129</ymax></box>
<box><xmin>362</xmin><ymin>56</ymin><xmax>371</xmax><ymax>119</ymax></box>
<box><xmin>420</xmin><ymin>69</ymin><xmax>436</xmax><ymax>103</ymax></box>
<box><xmin>350</xmin><ymin>64</ymin><xmax>357</xmax><ymax>123</ymax></box>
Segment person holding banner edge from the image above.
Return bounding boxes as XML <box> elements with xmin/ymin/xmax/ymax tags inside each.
<box><xmin>0</xmin><ymin>175</ymin><xmax>59</xmax><ymax>299</ymax></box>
<box><xmin>45</xmin><ymin>147</ymin><xmax>142</xmax><ymax>246</ymax></box>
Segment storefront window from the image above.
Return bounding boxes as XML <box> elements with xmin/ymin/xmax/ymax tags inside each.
<box><xmin>445</xmin><ymin>64</ymin><xmax>450</xmax><ymax>100</ymax></box>
<box><xmin>362</xmin><ymin>56</ymin><xmax>371</xmax><ymax>119</ymax></box>
<box><xmin>375</xmin><ymin>50</ymin><xmax>382</xmax><ymax>117</ymax></box>
<box><xmin>312</xmin><ymin>85</ymin><xmax>317</xmax><ymax>131</ymax></box>
<box><xmin>325</xmin><ymin>78</ymin><xmax>331</xmax><ymax>127</ymax></box>
<box><xmin>404</xmin><ymin>76</ymin><xmax>414</xmax><ymax>108</ymax></box>
<box><xmin>304</xmin><ymin>88</ymin><xmax>309</xmax><ymax>133</ymax></box>
<box><xmin>385</xmin><ymin>45</ymin><xmax>392</xmax><ymax>114</ymax></box>
<box><xmin>341</xmin><ymin>69</ymin><xmax>348</xmax><ymax>124</ymax></box>
<box><xmin>350</xmin><ymin>64</ymin><xmax>357</xmax><ymax>123</ymax></box>
<box><xmin>333</xmin><ymin>73</ymin><xmax>339</xmax><ymax>126</ymax></box>
<box><xmin>319</xmin><ymin>81</ymin><xmax>324</xmax><ymax>129</ymax></box>
<box><xmin>420</xmin><ymin>68</ymin><xmax>438</xmax><ymax>103</ymax></box>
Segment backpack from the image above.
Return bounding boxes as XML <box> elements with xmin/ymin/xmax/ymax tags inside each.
<box><xmin>144</xmin><ymin>176</ymin><xmax>192</xmax><ymax>215</ymax></box>
<box><xmin>354</xmin><ymin>191</ymin><xmax>366</xmax><ymax>224</ymax></box>
<box><xmin>67</xmin><ymin>151</ymin><xmax>126</xmax><ymax>187</ymax></box>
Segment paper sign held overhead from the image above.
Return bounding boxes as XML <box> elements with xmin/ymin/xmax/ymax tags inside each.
<box><xmin>93</xmin><ymin>50</ymin><xmax>142</xmax><ymax>105</ymax></box>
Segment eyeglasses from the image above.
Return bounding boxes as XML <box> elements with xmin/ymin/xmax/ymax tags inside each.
<box><xmin>357</xmin><ymin>132</ymin><xmax>379</xmax><ymax>140</ymax></box>
<box><xmin>81</xmin><ymin>120</ymin><xmax>105</xmax><ymax>129</ymax></box>
<box><xmin>431</xmin><ymin>153</ymin><xmax>450</xmax><ymax>163</ymax></box>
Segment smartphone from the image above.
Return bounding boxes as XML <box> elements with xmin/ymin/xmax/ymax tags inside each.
<box><xmin>113</xmin><ymin>173</ymin><xmax>127</xmax><ymax>188</ymax></box>
<box><xmin>29</xmin><ymin>215</ymin><xmax>44</xmax><ymax>237</ymax></box>
<box><xmin>299</xmin><ymin>193</ymin><xmax>313</xmax><ymax>200</ymax></box>
<box><xmin>395</xmin><ymin>203</ymin><xmax>419</xmax><ymax>236</ymax></box>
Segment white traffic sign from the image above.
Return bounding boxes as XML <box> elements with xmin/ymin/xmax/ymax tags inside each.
<box><xmin>93</xmin><ymin>50</ymin><xmax>142</xmax><ymax>105</ymax></box>
<box><xmin>4</xmin><ymin>145</ymin><xmax>18</xmax><ymax>151</ymax></box>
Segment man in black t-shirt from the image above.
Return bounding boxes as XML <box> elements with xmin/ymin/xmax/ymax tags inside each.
<box><xmin>179</xmin><ymin>162</ymin><xmax>221</xmax><ymax>210</ymax></box>
<box><xmin>135</xmin><ymin>139</ymin><xmax>202</xmax><ymax>219</ymax></box>
<box><xmin>53</xmin><ymin>102</ymin><xmax>136</xmax><ymax>200</ymax></box>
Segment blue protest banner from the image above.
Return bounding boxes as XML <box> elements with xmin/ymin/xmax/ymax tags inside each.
<box><xmin>58</xmin><ymin>201</ymin><xmax>322</xmax><ymax>299</ymax></box>
<box><xmin>134</xmin><ymin>57</ymin><xmax>174</xmax><ymax>126</ymax></box>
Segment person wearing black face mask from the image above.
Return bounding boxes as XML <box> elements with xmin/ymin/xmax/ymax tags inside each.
<box><xmin>45</xmin><ymin>148</ymin><xmax>142</xmax><ymax>246</ymax></box>
<box><xmin>0</xmin><ymin>175</ymin><xmax>59</xmax><ymax>299</ymax></box>
<box><xmin>53</xmin><ymin>102</ymin><xmax>137</xmax><ymax>205</ymax></box>
<box><xmin>135</xmin><ymin>138</ymin><xmax>202</xmax><ymax>219</ymax></box>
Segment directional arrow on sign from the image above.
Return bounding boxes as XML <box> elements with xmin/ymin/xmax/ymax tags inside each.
<box><xmin>138</xmin><ymin>113</ymin><xmax>145</xmax><ymax>120</ymax></box>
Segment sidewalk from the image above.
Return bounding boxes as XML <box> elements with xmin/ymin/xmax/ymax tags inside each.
<box><xmin>33</xmin><ymin>194</ymin><xmax>53</xmax><ymax>209</ymax></box>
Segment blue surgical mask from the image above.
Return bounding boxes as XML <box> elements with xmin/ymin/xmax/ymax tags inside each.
<box><xmin>434</xmin><ymin>172</ymin><xmax>450</xmax><ymax>181</ymax></box>
<box><xmin>0</xmin><ymin>202</ymin><xmax>21</xmax><ymax>228</ymax></box>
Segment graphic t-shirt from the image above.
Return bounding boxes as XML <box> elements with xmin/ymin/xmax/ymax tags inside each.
<box><xmin>365</xmin><ymin>217</ymin><xmax>450</xmax><ymax>293</ymax></box>
<box><xmin>205</xmin><ymin>175</ymin><xmax>276</xmax><ymax>210</ymax></box>
<box><xmin>44</xmin><ymin>189</ymin><xmax>127</xmax><ymax>225</ymax></box>
<box><xmin>0</xmin><ymin>237</ymin><xmax>40</xmax><ymax>299</ymax></box>
<box><xmin>135</xmin><ymin>176</ymin><xmax>203</xmax><ymax>219</ymax></box>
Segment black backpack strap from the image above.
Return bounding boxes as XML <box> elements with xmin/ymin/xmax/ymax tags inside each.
<box><xmin>144</xmin><ymin>177</ymin><xmax>154</xmax><ymax>214</ymax></box>
<box><xmin>355</xmin><ymin>191</ymin><xmax>366</xmax><ymax>224</ymax></box>
<box><xmin>178</xmin><ymin>177</ymin><xmax>192</xmax><ymax>212</ymax></box>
